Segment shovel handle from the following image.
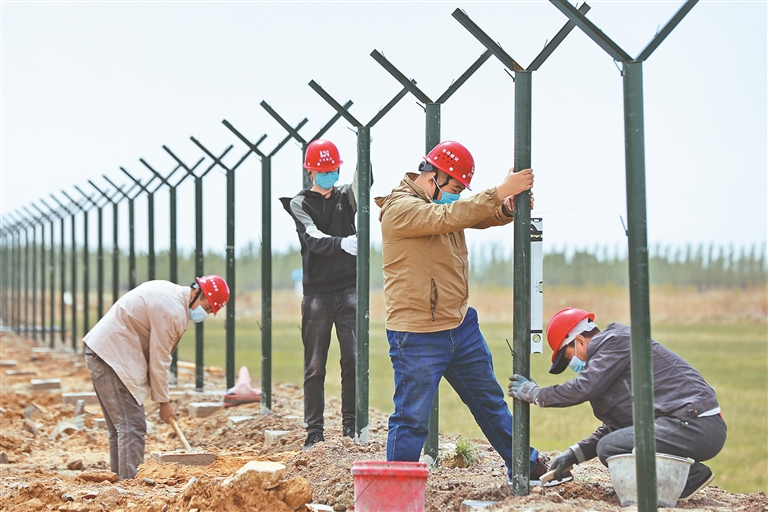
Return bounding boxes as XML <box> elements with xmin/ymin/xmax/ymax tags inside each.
<box><xmin>541</xmin><ymin>464</ymin><xmax>573</xmax><ymax>483</ymax></box>
<box><xmin>169</xmin><ymin>418</ymin><xmax>192</xmax><ymax>451</ymax></box>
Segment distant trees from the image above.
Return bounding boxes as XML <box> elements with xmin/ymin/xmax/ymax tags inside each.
<box><xmin>54</xmin><ymin>241</ymin><xmax>766</xmax><ymax>293</ymax></box>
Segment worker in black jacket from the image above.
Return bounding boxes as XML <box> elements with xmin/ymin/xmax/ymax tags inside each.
<box><xmin>509</xmin><ymin>307</ymin><xmax>726</xmax><ymax>502</ymax></box>
<box><xmin>280</xmin><ymin>139</ymin><xmax>358</xmax><ymax>450</ymax></box>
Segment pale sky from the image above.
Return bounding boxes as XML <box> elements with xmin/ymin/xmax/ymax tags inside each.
<box><xmin>2</xmin><ymin>1</ymin><xmax>766</xmax><ymax>260</ymax></box>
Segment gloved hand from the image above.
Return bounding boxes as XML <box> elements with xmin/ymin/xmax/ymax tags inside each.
<box><xmin>550</xmin><ymin>448</ymin><xmax>578</xmax><ymax>480</ymax></box>
<box><xmin>508</xmin><ymin>374</ymin><xmax>540</xmax><ymax>404</ymax></box>
<box><xmin>341</xmin><ymin>235</ymin><xmax>357</xmax><ymax>256</ymax></box>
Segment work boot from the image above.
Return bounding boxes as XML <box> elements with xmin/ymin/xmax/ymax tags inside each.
<box><xmin>342</xmin><ymin>423</ymin><xmax>355</xmax><ymax>439</ymax></box>
<box><xmin>302</xmin><ymin>431</ymin><xmax>325</xmax><ymax>451</ymax></box>
<box><xmin>679</xmin><ymin>468</ymin><xmax>715</xmax><ymax>501</ymax></box>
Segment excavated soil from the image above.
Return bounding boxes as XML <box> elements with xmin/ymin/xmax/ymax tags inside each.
<box><xmin>1</xmin><ymin>330</ymin><xmax>766</xmax><ymax>511</ymax></box>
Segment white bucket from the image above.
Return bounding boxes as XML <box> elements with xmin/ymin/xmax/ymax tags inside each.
<box><xmin>606</xmin><ymin>453</ymin><xmax>694</xmax><ymax>507</ymax></box>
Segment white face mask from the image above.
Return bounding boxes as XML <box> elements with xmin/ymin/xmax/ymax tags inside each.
<box><xmin>189</xmin><ymin>307</ymin><xmax>208</xmax><ymax>323</ymax></box>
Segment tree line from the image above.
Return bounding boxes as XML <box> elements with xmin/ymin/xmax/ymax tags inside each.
<box><xmin>41</xmin><ymin>241</ymin><xmax>767</xmax><ymax>293</ymax></box>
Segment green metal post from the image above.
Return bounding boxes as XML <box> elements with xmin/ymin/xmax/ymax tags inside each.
<box><xmin>39</xmin><ymin>220</ymin><xmax>45</xmax><ymax>341</ymax></box>
<box><xmin>70</xmin><ymin>213</ymin><xmax>77</xmax><ymax>351</ymax></box>
<box><xmin>355</xmin><ymin>126</ymin><xmax>371</xmax><ymax>442</ymax></box>
<box><xmin>82</xmin><ymin>209</ymin><xmax>89</xmax><ymax>340</ymax></box>
<box><xmin>512</xmin><ymin>70</ymin><xmax>533</xmax><ymax>496</ymax></box>
<box><xmin>128</xmin><ymin>199</ymin><xmax>136</xmax><ymax>290</ymax></box>
<box><xmin>261</xmin><ymin>157</ymin><xmax>273</xmax><ymax>410</ymax></box>
<box><xmin>225</xmin><ymin>156</ymin><xmax>236</xmax><ymax>390</ymax></box>
<box><xmin>195</xmin><ymin>176</ymin><xmax>204</xmax><ymax>391</ymax></box>
<box><xmin>623</xmin><ymin>60</ymin><xmax>657</xmax><ymax>511</ymax></box>
<box><xmin>96</xmin><ymin>207</ymin><xmax>104</xmax><ymax>319</ymax></box>
<box><xmin>31</xmin><ymin>222</ymin><xmax>37</xmax><ymax>342</ymax></box>
<box><xmin>1</xmin><ymin>234</ymin><xmax>6</xmax><ymax>328</ymax></box>
<box><xmin>59</xmin><ymin>216</ymin><xmax>66</xmax><ymax>346</ymax></box>
<box><xmin>148</xmin><ymin>192</ymin><xmax>155</xmax><ymax>280</ymax></box>
<box><xmin>112</xmin><ymin>202</ymin><xmax>119</xmax><ymax>304</ymax></box>
<box><xmin>48</xmin><ymin>218</ymin><xmax>55</xmax><ymax>347</ymax></box>
<box><xmin>170</xmin><ymin>186</ymin><xmax>178</xmax><ymax>381</ymax></box>
<box><xmin>24</xmin><ymin>226</ymin><xmax>29</xmax><ymax>337</ymax></box>
<box><xmin>424</xmin><ymin>103</ymin><xmax>441</xmax><ymax>465</ymax></box>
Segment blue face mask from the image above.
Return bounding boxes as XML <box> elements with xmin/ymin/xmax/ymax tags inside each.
<box><xmin>315</xmin><ymin>170</ymin><xmax>339</xmax><ymax>190</ymax></box>
<box><xmin>433</xmin><ymin>178</ymin><xmax>461</xmax><ymax>205</ymax></box>
<box><xmin>189</xmin><ymin>307</ymin><xmax>208</xmax><ymax>323</ymax></box>
<box><xmin>569</xmin><ymin>356</ymin><xmax>586</xmax><ymax>374</ymax></box>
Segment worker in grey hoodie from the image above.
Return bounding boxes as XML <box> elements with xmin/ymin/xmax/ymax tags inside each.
<box><xmin>509</xmin><ymin>307</ymin><xmax>726</xmax><ymax>502</ymax></box>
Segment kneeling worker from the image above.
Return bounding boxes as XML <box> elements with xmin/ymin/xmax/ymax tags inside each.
<box><xmin>83</xmin><ymin>276</ymin><xmax>230</xmax><ymax>480</ymax></box>
<box><xmin>509</xmin><ymin>307</ymin><xmax>726</xmax><ymax>501</ymax></box>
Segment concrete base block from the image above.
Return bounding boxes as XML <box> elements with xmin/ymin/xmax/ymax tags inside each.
<box><xmin>0</xmin><ymin>360</ymin><xmax>17</xmax><ymax>367</ymax></box>
<box><xmin>62</xmin><ymin>392</ymin><xmax>99</xmax><ymax>405</ymax></box>
<box><xmin>460</xmin><ymin>500</ymin><xmax>498</xmax><ymax>511</ymax></box>
<box><xmin>223</xmin><ymin>460</ymin><xmax>285</xmax><ymax>488</ymax></box>
<box><xmin>93</xmin><ymin>418</ymin><xmax>106</xmax><ymax>430</ymax></box>
<box><xmin>153</xmin><ymin>451</ymin><xmax>217</xmax><ymax>466</ymax></box>
<box><xmin>188</xmin><ymin>402</ymin><xmax>223</xmax><ymax>418</ymax></box>
<box><xmin>6</xmin><ymin>369</ymin><xmax>37</xmax><ymax>376</ymax></box>
<box><xmin>264</xmin><ymin>430</ymin><xmax>291</xmax><ymax>447</ymax></box>
<box><xmin>31</xmin><ymin>378</ymin><xmax>61</xmax><ymax>390</ymax></box>
<box><xmin>227</xmin><ymin>415</ymin><xmax>255</xmax><ymax>427</ymax></box>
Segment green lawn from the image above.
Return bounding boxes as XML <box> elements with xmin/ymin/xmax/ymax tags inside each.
<box><xmin>177</xmin><ymin>319</ymin><xmax>767</xmax><ymax>494</ymax></box>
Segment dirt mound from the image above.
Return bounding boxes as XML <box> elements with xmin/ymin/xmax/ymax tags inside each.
<box><xmin>1</xmin><ymin>331</ymin><xmax>765</xmax><ymax>511</ymax></box>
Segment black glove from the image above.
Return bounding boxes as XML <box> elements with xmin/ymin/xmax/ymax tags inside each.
<box><xmin>550</xmin><ymin>448</ymin><xmax>578</xmax><ymax>480</ymax></box>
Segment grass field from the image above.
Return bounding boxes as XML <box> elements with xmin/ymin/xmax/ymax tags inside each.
<box><xmin>176</xmin><ymin>285</ymin><xmax>767</xmax><ymax>494</ymax></box>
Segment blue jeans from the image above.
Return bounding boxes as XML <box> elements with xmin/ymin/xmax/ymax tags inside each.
<box><xmin>301</xmin><ymin>286</ymin><xmax>357</xmax><ymax>433</ymax></box>
<box><xmin>386</xmin><ymin>307</ymin><xmax>538</xmax><ymax>476</ymax></box>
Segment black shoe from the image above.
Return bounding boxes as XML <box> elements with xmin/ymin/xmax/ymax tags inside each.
<box><xmin>679</xmin><ymin>468</ymin><xmax>715</xmax><ymax>501</ymax></box>
<box><xmin>302</xmin><ymin>431</ymin><xmax>325</xmax><ymax>451</ymax></box>
<box><xmin>343</xmin><ymin>424</ymin><xmax>355</xmax><ymax>439</ymax></box>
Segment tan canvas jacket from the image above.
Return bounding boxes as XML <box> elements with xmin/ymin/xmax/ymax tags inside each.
<box><xmin>374</xmin><ymin>173</ymin><xmax>514</xmax><ymax>333</ymax></box>
<box><xmin>83</xmin><ymin>280</ymin><xmax>189</xmax><ymax>406</ymax></box>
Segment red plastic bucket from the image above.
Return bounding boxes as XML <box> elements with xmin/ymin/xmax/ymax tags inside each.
<box><xmin>351</xmin><ymin>460</ymin><xmax>429</xmax><ymax>512</ymax></box>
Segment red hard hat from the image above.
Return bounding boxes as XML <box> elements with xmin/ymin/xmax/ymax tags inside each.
<box><xmin>196</xmin><ymin>275</ymin><xmax>230</xmax><ymax>316</ymax></box>
<box><xmin>546</xmin><ymin>308</ymin><xmax>595</xmax><ymax>363</ymax></box>
<box><xmin>423</xmin><ymin>141</ymin><xmax>475</xmax><ymax>190</ymax></box>
<box><xmin>304</xmin><ymin>139</ymin><xmax>343</xmax><ymax>172</ymax></box>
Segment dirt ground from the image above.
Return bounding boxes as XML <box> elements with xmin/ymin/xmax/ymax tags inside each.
<box><xmin>1</xmin><ymin>331</ymin><xmax>766</xmax><ymax>512</ymax></box>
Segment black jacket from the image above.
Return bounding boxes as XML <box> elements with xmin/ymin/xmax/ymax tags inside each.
<box><xmin>280</xmin><ymin>182</ymin><xmax>357</xmax><ymax>295</ymax></box>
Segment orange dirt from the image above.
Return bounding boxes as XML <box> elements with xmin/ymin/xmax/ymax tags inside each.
<box><xmin>1</xmin><ymin>331</ymin><xmax>766</xmax><ymax>511</ymax></box>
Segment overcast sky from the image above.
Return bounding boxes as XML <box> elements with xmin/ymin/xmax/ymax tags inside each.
<box><xmin>2</xmin><ymin>1</ymin><xmax>766</xmax><ymax>261</ymax></box>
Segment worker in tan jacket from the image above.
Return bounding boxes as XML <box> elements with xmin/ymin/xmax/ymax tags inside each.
<box><xmin>374</xmin><ymin>140</ymin><xmax>548</xmax><ymax>483</ymax></box>
<box><xmin>82</xmin><ymin>275</ymin><xmax>229</xmax><ymax>480</ymax></box>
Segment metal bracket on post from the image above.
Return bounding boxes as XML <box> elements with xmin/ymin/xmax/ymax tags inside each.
<box><xmin>104</xmin><ymin>173</ymin><xmax>151</xmax><ymax>291</ymax></box>
<box><xmin>260</xmin><ymin>100</ymin><xmax>352</xmax><ymax>190</ymax></box>
<box><xmin>530</xmin><ymin>218</ymin><xmax>543</xmax><ymax>354</ymax></box>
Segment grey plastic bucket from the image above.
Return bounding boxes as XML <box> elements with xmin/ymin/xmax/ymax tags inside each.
<box><xmin>606</xmin><ymin>453</ymin><xmax>694</xmax><ymax>507</ymax></box>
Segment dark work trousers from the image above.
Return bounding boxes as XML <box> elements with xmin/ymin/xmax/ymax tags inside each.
<box><xmin>596</xmin><ymin>414</ymin><xmax>727</xmax><ymax>495</ymax></box>
<box><xmin>301</xmin><ymin>285</ymin><xmax>357</xmax><ymax>434</ymax></box>
<box><xmin>84</xmin><ymin>344</ymin><xmax>147</xmax><ymax>480</ymax></box>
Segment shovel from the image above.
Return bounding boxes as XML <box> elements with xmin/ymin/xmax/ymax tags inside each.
<box><xmin>156</xmin><ymin>418</ymin><xmax>217</xmax><ymax>466</ymax></box>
